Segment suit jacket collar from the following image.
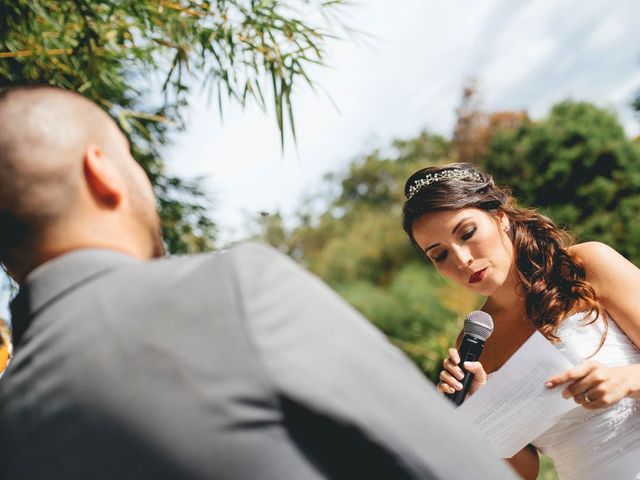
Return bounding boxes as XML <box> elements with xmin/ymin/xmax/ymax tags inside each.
<box><xmin>10</xmin><ymin>249</ymin><xmax>139</xmax><ymax>347</ymax></box>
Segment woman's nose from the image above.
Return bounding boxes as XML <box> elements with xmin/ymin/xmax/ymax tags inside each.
<box><xmin>452</xmin><ymin>246</ymin><xmax>473</xmax><ymax>269</ymax></box>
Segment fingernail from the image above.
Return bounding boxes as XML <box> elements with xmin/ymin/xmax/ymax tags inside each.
<box><xmin>544</xmin><ymin>382</ymin><xmax>553</xmax><ymax>388</ymax></box>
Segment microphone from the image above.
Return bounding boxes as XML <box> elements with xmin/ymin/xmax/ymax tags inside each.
<box><xmin>445</xmin><ymin>310</ymin><xmax>494</xmax><ymax>406</ymax></box>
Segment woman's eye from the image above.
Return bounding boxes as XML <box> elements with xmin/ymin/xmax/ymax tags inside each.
<box><xmin>431</xmin><ymin>251</ymin><xmax>447</xmax><ymax>263</ymax></box>
<box><xmin>461</xmin><ymin>226</ymin><xmax>477</xmax><ymax>241</ymax></box>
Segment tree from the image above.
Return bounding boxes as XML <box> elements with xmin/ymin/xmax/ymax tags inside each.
<box><xmin>484</xmin><ymin>101</ymin><xmax>640</xmax><ymax>265</ymax></box>
<box><xmin>0</xmin><ymin>0</ymin><xmax>348</xmax><ymax>254</ymax></box>
<box><xmin>452</xmin><ymin>78</ymin><xmax>527</xmax><ymax>164</ymax></box>
<box><xmin>0</xmin><ymin>0</ymin><xmax>348</xmax><ymax>319</ymax></box>
<box><xmin>452</xmin><ymin>77</ymin><xmax>488</xmax><ymax>164</ymax></box>
<box><xmin>255</xmin><ymin>132</ymin><xmax>482</xmax><ymax>380</ymax></box>
<box><xmin>254</xmin><ymin>95</ymin><xmax>640</xmax><ymax>385</ymax></box>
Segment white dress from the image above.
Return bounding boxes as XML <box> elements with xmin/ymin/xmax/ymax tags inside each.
<box><xmin>532</xmin><ymin>312</ymin><xmax>640</xmax><ymax>479</ymax></box>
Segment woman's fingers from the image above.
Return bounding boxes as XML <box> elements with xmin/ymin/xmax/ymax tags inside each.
<box><xmin>440</xmin><ymin>348</ymin><xmax>491</xmax><ymax>397</ymax></box>
<box><xmin>558</xmin><ymin>364</ymin><xmax>629</xmax><ymax>409</ymax></box>
<box><xmin>437</xmin><ymin>382</ymin><xmax>456</xmax><ymax>394</ymax></box>
<box><xmin>439</xmin><ymin>369</ymin><xmax>463</xmax><ymax>391</ymax></box>
<box><xmin>463</xmin><ymin>361</ymin><xmax>488</xmax><ymax>396</ymax></box>
<box><xmin>464</xmin><ymin>361</ymin><xmax>487</xmax><ymax>384</ymax></box>
<box><xmin>443</xmin><ymin>358</ymin><xmax>464</xmax><ymax>380</ymax></box>
<box><xmin>545</xmin><ymin>360</ymin><xmax>599</xmax><ymax>388</ymax></box>
<box><xmin>438</xmin><ymin>348</ymin><xmax>463</xmax><ymax>395</ymax></box>
<box><xmin>448</xmin><ymin>348</ymin><xmax>460</xmax><ymax>365</ymax></box>
<box><xmin>436</xmin><ymin>376</ymin><xmax>457</xmax><ymax>394</ymax></box>
<box><xmin>563</xmin><ymin>374</ymin><xmax>597</xmax><ymax>400</ymax></box>
<box><xmin>444</xmin><ymin>348</ymin><xmax>464</xmax><ymax>380</ymax></box>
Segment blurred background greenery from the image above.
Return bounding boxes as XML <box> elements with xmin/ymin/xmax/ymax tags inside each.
<box><xmin>251</xmin><ymin>82</ymin><xmax>640</xmax><ymax>479</ymax></box>
<box><xmin>3</xmin><ymin>2</ymin><xmax>640</xmax><ymax>478</ymax></box>
<box><xmin>253</xmin><ymin>80</ymin><xmax>640</xmax><ymax>381</ymax></box>
<box><xmin>256</xmin><ymin>83</ymin><xmax>640</xmax><ymax>480</ymax></box>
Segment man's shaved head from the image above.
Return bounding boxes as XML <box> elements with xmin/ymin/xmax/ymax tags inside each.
<box><xmin>0</xmin><ymin>85</ymin><xmax>163</xmax><ymax>281</ymax></box>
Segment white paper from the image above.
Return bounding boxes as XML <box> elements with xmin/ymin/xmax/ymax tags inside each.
<box><xmin>458</xmin><ymin>331</ymin><xmax>579</xmax><ymax>458</ymax></box>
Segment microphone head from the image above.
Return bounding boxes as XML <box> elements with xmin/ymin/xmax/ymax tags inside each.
<box><xmin>463</xmin><ymin>311</ymin><xmax>494</xmax><ymax>341</ymax></box>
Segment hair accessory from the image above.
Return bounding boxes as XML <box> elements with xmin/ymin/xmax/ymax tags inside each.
<box><xmin>405</xmin><ymin>169</ymin><xmax>483</xmax><ymax>200</ymax></box>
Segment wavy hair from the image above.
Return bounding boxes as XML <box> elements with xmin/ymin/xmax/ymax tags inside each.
<box><xmin>402</xmin><ymin>163</ymin><xmax>606</xmax><ymax>342</ymax></box>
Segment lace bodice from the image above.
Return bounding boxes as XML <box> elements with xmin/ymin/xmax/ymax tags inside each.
<box><xmin>532</xmin><ymin>312</ymin><xmax>640</xmax><ymax>479</ymax></box>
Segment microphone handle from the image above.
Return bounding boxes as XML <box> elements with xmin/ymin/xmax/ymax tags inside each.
<box><xmin>445</xmin><ymin>335</ymin><xmax>486</xmax><ymax>406</ymax></box>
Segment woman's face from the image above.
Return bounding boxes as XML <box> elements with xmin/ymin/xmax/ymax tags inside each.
<box><xmin>411</xmin><ymin>208</ymin><xmax>514</xmax><ymax>296</ymax></box>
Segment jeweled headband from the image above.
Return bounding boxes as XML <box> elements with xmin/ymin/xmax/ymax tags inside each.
<box><xmin>405</xmin><ymin>169</ymin><xmax>483</xmax><ymax>201</ymax></box>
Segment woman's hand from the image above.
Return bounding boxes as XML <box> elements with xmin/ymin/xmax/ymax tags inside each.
<box><xmin>545</xmin><ymin>361</ymin><xmax>638</xmax><ymax>409</ymax></box>
<box><xmin>437</xmin><ymin>347</ymin><xmax>488</xmax><ymax>397</ymax></box>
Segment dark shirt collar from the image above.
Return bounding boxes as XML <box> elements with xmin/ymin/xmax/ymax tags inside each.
<box><xmin>10</xmin><ymin>249</ymin><xmax>139</xmax><ymax>347</ymax></box>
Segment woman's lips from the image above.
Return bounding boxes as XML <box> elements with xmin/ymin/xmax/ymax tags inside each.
<box><xmin>469</xmin><ymin>268</ymin><xmax>487</xmax><ymax>284</ymax></box>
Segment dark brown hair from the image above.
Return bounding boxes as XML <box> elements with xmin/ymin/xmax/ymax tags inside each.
<box><xmin>402</xmin><ymin>163</ymin><xmax>605</xmax><ymax>342</ymax></box>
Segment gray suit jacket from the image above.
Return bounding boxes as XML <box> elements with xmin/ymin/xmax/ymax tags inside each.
<box><xmin>0</xmin><ymin>243</ymin><xmax>515</xmax><ymax>479</ymax></box>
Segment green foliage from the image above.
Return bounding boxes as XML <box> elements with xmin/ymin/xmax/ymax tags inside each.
<box><xmin>0</xmin><ymin>0</ymin><xmax>346</xmax><ymax>254</ymax></box>
<box><xmin>538</xmin><ymin>455</ymin><xmax>559</xmax><ymax>480</ymax></box>
<box><xmin>339</xmin><ymin>264</ymin><xmax>451</xmax><ymax>337</ymax></box>
<box><xmin>484</xmin><ymin>101</ymin><xmax>640</xmax><ymax>265</ymax></box>
<box><xmin>256</xmin><ymin>98</ymin><xmax>640</xmax><ymax>411</ymax></box>
<box><xmin>311</xmin><ymin>208</ymin><xmax>412</xmax><ymax>285</ymax></box>
<box><xmin>336</xmin><ymin>263</ymin><xmax>476</xmax><ymax>381</ymax></box>
<box><xmin>255</xmin><ymin>132</ymin><xmax>482</xmax><ymax>379</ymax></box>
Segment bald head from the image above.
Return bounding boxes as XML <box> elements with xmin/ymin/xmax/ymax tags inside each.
<box><xmin>0</xmin><ymin>86</ymin><xmax>163</xmax><ymax>282</ymax></box>
<box><xmin>0</xmin><ymin>85</ymin><xmax>125</xmax><ymax>166</ymax></box>
<box><xmin>0</xmin><ymin>86</ymin><xmax>123</xmax><ymax>218</ymax></box>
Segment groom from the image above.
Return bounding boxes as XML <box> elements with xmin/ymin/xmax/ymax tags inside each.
<box><xmin>0</xmin><ymin>85</ymin><xmax>515</xmax><ymax>479</ymax></box>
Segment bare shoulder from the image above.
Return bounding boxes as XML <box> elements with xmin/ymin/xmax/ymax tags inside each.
<box><xmin>568</xmin><ymin>241</ymin><xmax>626</xmax><ymax>274</ymax></box>
<box><xmin>568</xmin><ymin>241</ymin><xmax>618</xmax><ymax>262</ymax></box>
<box><xmin>568</xmin><ymin>241</ymin><xmax>640</xmax><ymax>302</ymax></box>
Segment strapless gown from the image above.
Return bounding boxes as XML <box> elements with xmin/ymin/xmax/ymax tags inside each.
<box><xmin>532</xmin><ymin>312</ymin><xmax>640</xmax><ymax>479</ymax></box>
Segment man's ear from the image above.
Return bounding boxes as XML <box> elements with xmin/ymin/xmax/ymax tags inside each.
<box><xmin>83</xmin><ymin>145</ymin><xmax>122</xmax><ymax>208</ymax></box>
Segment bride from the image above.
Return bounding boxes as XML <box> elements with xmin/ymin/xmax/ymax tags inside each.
<box><xmin>402</xmin><ymin>163</ymin><xmax>640</xmax><ymax>479</ymax></box>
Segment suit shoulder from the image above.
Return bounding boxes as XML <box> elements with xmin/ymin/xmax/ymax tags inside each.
<box><xmin>143</xmin><ymin>250</ymin><xmax>223</xmax><ymax>274</ymax></box>
<box><xmin>225</xmin><ymin>242</ymin><xmax>294</xmax><ymax>271</ymax></box>
<box><xmin>131</xmin><ymin>243</ymin><xmax>293</xmax><ymax>291</ymax></box>
<box><xmin>227</xmin><ymin>241</ymin><xmax>287</xmax><ymax>260</ymax></box>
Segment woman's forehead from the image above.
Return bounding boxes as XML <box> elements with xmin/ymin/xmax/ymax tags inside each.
<box><xmin>419</xmin><ymin>208</ymin><xmax>487</xmax><ymax>228</ymax></box>
<box><xmin>412</xmin><ymin>208</ymin><xmax>490</xmax><ymax>240</ymax></box>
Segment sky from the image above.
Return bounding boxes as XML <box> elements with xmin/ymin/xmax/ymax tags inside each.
<box><xmin>165</xmin><ymin>0</ymin><xmax>640</xmax><ymax>245</ymax></box>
